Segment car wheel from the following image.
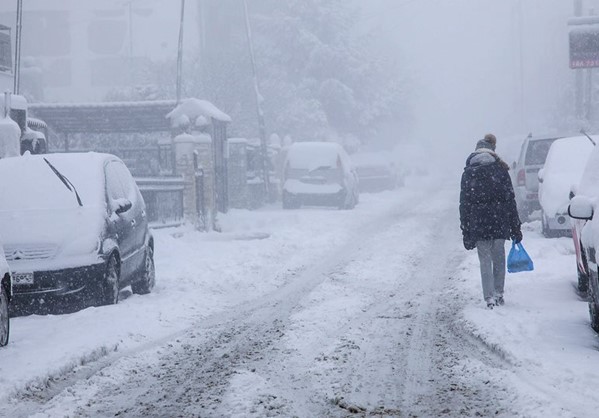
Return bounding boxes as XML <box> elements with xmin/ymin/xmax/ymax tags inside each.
<box><xmin>101</xmin><ymin>255</ymin><xmax>120</xmax><ymax>306</ymax></box>
<box><xmin>132</xmin><ymin>246</ymin><xmax>155</xmax><ymax>295</ymax></box>
<box><xmin>347</xmin><ymin>193</ymin><xmax>357</xmax><ymax>210</ymax></box>
<box><xmin>578</xmin><ymin>248</ymin><xmax>589</xmax><ymax>293</ymax></box>
<box><xmin>0</xmin><ymin>285</ymin><xmax>9</xmax><ymax>347</ymax></box>
<box><xmin>589</xmin><ymin>272</ymin><xmax>599</xmax><ymax>333</ymax></box>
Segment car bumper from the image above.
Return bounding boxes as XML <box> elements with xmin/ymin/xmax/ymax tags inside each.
<box><xmin>12</xmin><ymin>263</ymin><xmax>105</xmax><ymax>300</ymax></box>
<box><xmin>546</xmin><ymin>214</ymin><xmax>572</xmax><ymax>231</ymax></box>
<box><xmin>286</xmin><ymin>190</ymin><xmax>346</xmax><ymax>207</ymax></box>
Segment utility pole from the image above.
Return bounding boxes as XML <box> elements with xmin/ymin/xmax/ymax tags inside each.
<box><xmin>242</xmin><ymin>0</ymin><xmax>271</xmax><ymax>200</ymax></box>
<box><xmin>586</xmin><ymin>8</ymin><xmax>596</xmax><ymax>123</ymax></box>
<box><xmin>575</xmin><ymin>0</ymin><xmax>584</xmax><ymax>120</ymax></box>
<box><xmin>13</xmin><ymin>0</ymin><xmax>22</xmax><ymax>94</ymax></box>
<box><xmin>517</xmin><ymin>0</ymin><xmax>526</xmax><ymax>131</ymax></box>
<box><xmin>176</xmin><ymin>0</ymin><xmax>186</xmax><ymax>104</ymax></box>
<box><xmin>128</xmin><ymin>1</ymin><xmax>134</xmax><ymax>58</ymax></box>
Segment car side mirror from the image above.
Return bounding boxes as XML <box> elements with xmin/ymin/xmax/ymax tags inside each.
<box><xmin>568</xmin><ymin>195</ymin><xmax>594</xmax><ymax>220</ymax></box>
<box><xmin>537</xmin><ymin>168</ymin><xmax>544</xmax><ymax>184</ymax></box>
<box><xmin>114</xmin><ymin>199</ymin><xmax>133</xmax><ymax>215</ymax></box>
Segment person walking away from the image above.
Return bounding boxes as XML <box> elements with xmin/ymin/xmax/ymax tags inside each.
<box><xmin>460</xmin><ymin>134</ymin><xmax>522</xmax><ymax>309</ymax></box>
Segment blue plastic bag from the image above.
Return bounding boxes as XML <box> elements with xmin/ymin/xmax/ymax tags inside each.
<box><xmin>507</xmin><ymin>241</ymin><xmax>534</xmax><ymax>273</ymax></box>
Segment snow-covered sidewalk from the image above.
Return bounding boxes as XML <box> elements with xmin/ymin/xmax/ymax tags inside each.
<box><xmin>457</xmin><ymin>220</ymin><xmax>599</xmax><ymax>417</ymax></box>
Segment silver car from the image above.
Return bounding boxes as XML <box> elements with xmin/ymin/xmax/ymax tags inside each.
<box><xmin>282</xmin><ymin>142</ymin><xmax>359</xmax><ymax>210</ymax></box>
<box><xmin>511</xmin><ymin>134</ymin><xmax>560</xmax><ymax>222</ymax></box>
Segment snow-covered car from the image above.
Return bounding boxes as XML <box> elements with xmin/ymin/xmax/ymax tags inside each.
<box><xmin>538</xmin><ymin>135</ymin><xmax>595</xmax><ymax>238</ymax></box>
<box><xmin>282</xmin><ymin>142</ymin><xmax>359</xmax><ymax>209</ymax></box>
<box><xmin>0</xmin><ymin>237</ymin><xmax>11</xmax><ymax>346</ymax></box>
<box><xmin>568</xmin><ymin>142</ymin><xmax>599</xmax><ymax>331</ymax></box>
<box><xmin>352</xmin><ymin>151</ymin><xmax>401</xmax><ymax>193</ymax></box>
<box><xmin>511</xmin><ymin>134</ymin><xmax>560</xmax><ymax>221</ymax></box>
<box><xmin>0</xmin><ymin>153</ymin><xmax>155</xmax><ymax>311</ymax></box>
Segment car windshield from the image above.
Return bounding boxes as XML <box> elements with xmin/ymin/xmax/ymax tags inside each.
<box><xmin>0</xmin><ymin>155</ymin><xmax>104</xmax><ymax>212</ymax></box>
<box><xmin>525</xmin><ymin>138</ymin><xmax>557</xmax><ymax>165</ymax></box>
<box><xmin>287</xmin><ymin>166</ymin><xmax>342</xmax><ymax>182</ymax></box>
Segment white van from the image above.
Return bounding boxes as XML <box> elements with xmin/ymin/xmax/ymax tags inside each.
<box><xmin>282</xmin><ymin>142</ymin><xmax>359</xmax><ymax>209</ymax></box>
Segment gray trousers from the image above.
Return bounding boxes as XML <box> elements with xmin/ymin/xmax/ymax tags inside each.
<box><xmin>476</xmin><ymin>239</ymin><xmax>506</xmax><ymax>301</ymax></box>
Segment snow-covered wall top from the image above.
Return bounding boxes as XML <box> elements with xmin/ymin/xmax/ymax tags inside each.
<box><xmin>166</xmin><ymin>98</ymin><xmax>232</xmax><ymax>124</ymax></box>
<box><xmin>0</xmin><ymin>116</ymin><xmax>21</xmax><ymax>158</ymax></box>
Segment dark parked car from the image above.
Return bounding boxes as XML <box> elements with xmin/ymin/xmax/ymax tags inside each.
<box><xmin>0</xmin><ymin>240</ymin><xmax>11</xmax><ymax>346</ymax></box>
<box><xmin>0</xmin><ymin>153</ymin><xmax>155</xmax><ymax>311</ymax></box>
<box><xmin>568</xmin><ymin>143</ymin><xmax>599</xmax><ymax>332</ymax></box>
<box><xmin>352</xmin><ymin>152</ymin><xmax>402</xmax><ymax>193</ymax></box>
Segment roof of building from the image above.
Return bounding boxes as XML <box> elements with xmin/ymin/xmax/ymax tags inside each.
<box><xmin>29</xmin><ymin>100</ymin><xmax>178</xmax><ymax>134</ymax></box>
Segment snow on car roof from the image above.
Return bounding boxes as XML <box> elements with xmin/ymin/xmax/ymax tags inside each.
<box><xmin>541</xmin><ymin>135</ymin><xmax>595</xmax><ymax>216</ymax></box>
<box><xmin>579</xmin><ymin>138</ymin><xmax>599</xmax><ymax>198</ymax></box>
<box><xmin>286</xmin><ymin>142</ymin><xmax>344</xmax><ymax>170</ymax></box>
<box><xmin>0</xmin><ymin>152</ymin><xmax>111</xmax><ymax>211</ymax></box>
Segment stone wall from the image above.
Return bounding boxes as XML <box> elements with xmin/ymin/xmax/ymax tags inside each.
<box><xmin>174</xmin><ymin>133</ymin><xmax>215</xmax><ymax>230</ymax></box>
<box><xmin>227</xmin><ymin>138</ymin><xmax>248</xmax><ymax>209</ymax></box>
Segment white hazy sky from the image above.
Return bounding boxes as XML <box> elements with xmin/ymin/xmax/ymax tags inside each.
<box><xmin>370</xmin><ymin>0</ymin><xmax>578</xmax><ymax>166</ymax></box>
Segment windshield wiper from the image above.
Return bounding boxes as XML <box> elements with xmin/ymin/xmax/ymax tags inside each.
<box><xmin>43</xmin><ymin>158</ymin><xmax>83</xmax><ymax>207</ymax></box>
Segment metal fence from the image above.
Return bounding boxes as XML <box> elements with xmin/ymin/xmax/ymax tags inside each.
<box><xmin>136</xmin><ymin>176</ymin><xmax>185</xmax><ymax>229</ymax></box>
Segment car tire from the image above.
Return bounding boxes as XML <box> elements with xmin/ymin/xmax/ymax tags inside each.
<box><xmin>578</xmin><ymin>248</ymin><xmax>589</xmax><ymax>293</ymax></box>
<box><xmin>0</xmin><ymin>285</ymin><xmax>9</xmax><ymax>347</ymax></box>
<box><xmin>132</xmin><ymin>246</ymin><xmax>155</xmax><ymax>295</ymax></box>
<box><xmin>346</xmin><ymin>193</ymin><xmax>357</xmax><ymax>210</ymax></box>
<box><xmin>588</xmin><ymin>271</ymin><xmax>599</xmax><ymax>333</ymax></box>
<box><xmin>100</xmin><ymin>255</ymin><xmax>120</xmax><ymax>306</ymax></box>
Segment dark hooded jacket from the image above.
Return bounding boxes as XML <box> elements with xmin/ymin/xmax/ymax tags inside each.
<box><xmin>460</xmin><ymin>150</ymin><xmax>521</xmax><ymax>243</ymax></box>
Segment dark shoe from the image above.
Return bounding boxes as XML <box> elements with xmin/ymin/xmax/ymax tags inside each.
<box><xmin>496</xmin><ymin>296</ymin><xmax>505</xmax><ymax>306</ymax></box>
<box><xmin>485</xmin><ymin>298</ymin><xmax>495</xmax><ymax>309</ymax></box>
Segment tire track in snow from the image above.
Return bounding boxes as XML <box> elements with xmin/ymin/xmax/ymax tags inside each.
<box><xmin>11</xmin><ymin>188</ymin><xmax>429</xmax><ymax>418</ymax></box>
<box><xmin>245</xmin><ymin>189</ymin><xmax>518</xmax><ymax>417</ymax></box>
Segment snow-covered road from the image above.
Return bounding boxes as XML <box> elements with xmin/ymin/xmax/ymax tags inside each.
<box><xmin>1</xmin><ymin>176</ymin><xmax>598</xmax><ymax>417</ymax></box>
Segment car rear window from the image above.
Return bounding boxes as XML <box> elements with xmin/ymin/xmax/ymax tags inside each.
<box><xmin>525</xmin><ymin>138</ymin><xmax>557</xmax><ymax>165</ymax></box>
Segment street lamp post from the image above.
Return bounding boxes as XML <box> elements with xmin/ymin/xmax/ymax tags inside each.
<box><xmin>242</xmin><ymin>0</ymin><xmax>271</xmax><ymax>200</ymax></box>
<box><xmin>13</xmin><ymin>0</ymin><xmax>22</xmax><ymax>94</ymax></box>
<box><xmin>176</xmin><ymin>0</ymin><xmax>185</xmax><ymax>104</ymax></box>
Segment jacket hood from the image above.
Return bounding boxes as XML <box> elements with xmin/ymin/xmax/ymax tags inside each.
<box><xmin>466</xmin><ymin>149</ymin><xmax>510</xmax><ymax>170</ymax></box>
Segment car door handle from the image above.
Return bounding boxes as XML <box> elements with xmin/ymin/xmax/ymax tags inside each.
<box><xmin>131</xmin><ymin>219</ymin><xmax>137</xmax><ymax>226</ymax></box>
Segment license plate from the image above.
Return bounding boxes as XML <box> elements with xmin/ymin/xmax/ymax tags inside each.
<box><xmin>13</xmin><ymin>272</ymin><xmax>34</xmax><ymax>286</ymax></box>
